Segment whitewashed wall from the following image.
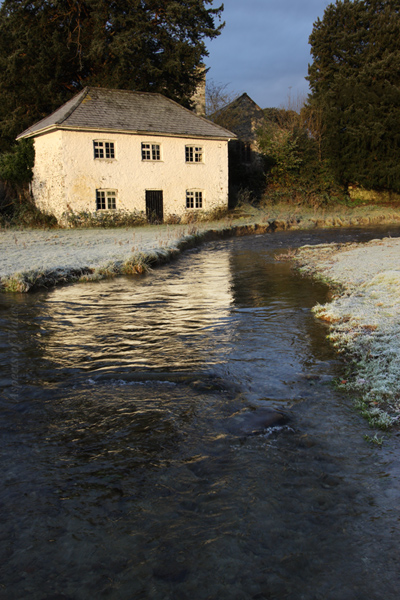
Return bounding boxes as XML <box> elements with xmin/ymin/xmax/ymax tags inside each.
<box><xmin>31</xmin><ymin>129</ymin><xmax>229</xmax><ymax>220</ymax></box>
<box><xmin>31</xmin><ymin>130</ymin><xmax>65</xmax><ymax>216</ymax></box>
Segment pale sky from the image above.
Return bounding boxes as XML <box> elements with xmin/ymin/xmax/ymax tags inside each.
<box><xmin>206</xmin><ymin>0</ymin><xmax>333</xmax><ymax>109</ymax></box>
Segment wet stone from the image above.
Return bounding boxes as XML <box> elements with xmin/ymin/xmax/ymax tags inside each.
<box><xmin>225</xmin><ymin>407</ymin><xmax>289</xmax><ymax>436</ymax></box>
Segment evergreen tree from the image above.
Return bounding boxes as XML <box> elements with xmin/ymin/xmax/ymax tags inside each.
<box><xmin>0</xmin><ymin>0</ymin><xmax>224</xmax><ymax>150</ymax></box>
<box><xmin>307</xmin><ymin>0</ymin><xmax>400</xmax><ymax>191</ymax></box>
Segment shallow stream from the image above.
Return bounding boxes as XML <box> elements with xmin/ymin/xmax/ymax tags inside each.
<box><xmin>1</xmin><ymin>227</ymin><xmax>400</xmax><ymax>599</ymax></box>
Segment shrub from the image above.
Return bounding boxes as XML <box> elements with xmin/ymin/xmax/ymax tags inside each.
<box><xmin>0</xmin><ymin>139</ymin><xmax>49</xmax><ymax>227</ymax></box>
<box><xmin>0</xmin><ymin>139</ymin><xmax>34</xmax><ymax>185</ymax></box>
<box><xmin>61</xmin><ymin>208</ymin><xmax>148</xmax><ymax>228</ymax></box>
<box><xmin>0</xmin><ymin>193</ymin><xmax>57</xmax><ymax>228</ymax></box>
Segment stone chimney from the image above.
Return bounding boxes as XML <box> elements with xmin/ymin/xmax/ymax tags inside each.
<box><xmin>191</xmin><ymin>65</ymin><xmax>206</xmax><ymax>117</ymax></box>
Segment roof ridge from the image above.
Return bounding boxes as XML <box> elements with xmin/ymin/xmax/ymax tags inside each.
<box><xmin>87</xmin><ymin>86</ymin><xmax>162</xmax><ymax>98</ymax></box>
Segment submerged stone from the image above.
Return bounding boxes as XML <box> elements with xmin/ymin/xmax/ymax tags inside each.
<box><xmin>226</xmin><ymin>407</ymin><xmax>289</xmax><ymax>436</ymax></box>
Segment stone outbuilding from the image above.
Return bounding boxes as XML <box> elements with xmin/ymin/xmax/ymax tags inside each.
<box><xmin>17</xmin><ymin>87</ymin><xmax>235</xmax><ymax>222</ymax></box>
<box><xmin>211</xmin><ymin>93</ymin><xmax>265</xmax><ymax>166</ymax></box>
<box><xmin>210</xmin><ymin>92</ymin><xmax>266</xmax><ymax>204</ymax></box>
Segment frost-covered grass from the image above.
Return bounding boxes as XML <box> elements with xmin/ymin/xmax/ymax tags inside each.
<box><xmin>0</xmin><ymin>219</ymin><xmax>254</xmax><ymax>291</ymax></box>
<box><xmin>292</xmin><ymin>238</ymin><xmax>400</xmax><ymax>429</ymax></box>
<box><xmin>0</xmin><ymin>224</ymin><xmax>218</xmax><ymax>291</ymax></box>
<box><xmin>2</xmin><ymin>203</ymin><xmax>400</xmax><ymax>293</ymax></box>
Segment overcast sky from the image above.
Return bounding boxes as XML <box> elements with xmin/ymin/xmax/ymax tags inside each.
<box><xmin>206</xmin><ymin>0</ymin><xmax>333</xmax><ymax>109</ymax></box>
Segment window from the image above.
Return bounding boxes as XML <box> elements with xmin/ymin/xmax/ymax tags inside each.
<box><xmin>186</xmin><ymin>190</ymin><xmax>203</xmax><ymax>209</ymax></box>
<box><xmin>142</xmin><ymin>143</ymin><xmax>161</xmax><ymax>161</ymax></box>
<box><xmin>96</xmin><ymin>189</ymin><xmax>117</xmax><ymax>210</ymax></box>
<box><xmin>93</xmin><ymin>140</ymin><xmax>115</xmax><ymax>159</ymax></box>
<box><xmin>185</xmin><ymin>145</ymin><xmax>203</xmax><ymax>163</ymax></box>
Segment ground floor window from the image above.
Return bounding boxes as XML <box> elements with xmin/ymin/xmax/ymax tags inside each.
<box><xmin>96</xmin><ymin>189</ymin><xmax>117</xmax><ymax>210</ymax></box>
<box><xmin>186</xmin><ymin>190</ymin><xmax>203</xmax><ymax>209</ymax></box>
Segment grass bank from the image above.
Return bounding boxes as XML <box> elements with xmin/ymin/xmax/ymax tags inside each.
<box><xmin>285</xmin><ymin>238</ymin><xmax>400</xmax><ymax>437</ymax></box>
<box><xmin>2</xmin><ymin>201</ymin><xmax>400</xmax><ymax>293</ymax></box>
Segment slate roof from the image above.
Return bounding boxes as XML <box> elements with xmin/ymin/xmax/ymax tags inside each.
<box><xmin>17</xmin><ymin>87</ymin><xmax>235</xmax><ymax>140</ymax></box>
<box><xmin>213</xmin><ymin>93</ymin><xmax>265</xmax><ymax>142</ymax></box>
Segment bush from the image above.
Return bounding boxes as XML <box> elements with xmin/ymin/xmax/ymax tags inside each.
<box><xmin>257</xmin><ymin>117</ymin><xmax>347</xmax><ymax>207</ymax></box>
<box><xmin>0</xmin><ymin>193</ymin><xmax>57</xmax><ymax>228</ymax></box>
<box><xmin>61</xmin><ymin>209</ymin><xmax>148</xmax><ymax>228</ymax></box>
<box><xmin>0</xmin><ymin>139</ymin><xmax>47</xmax><ymax>227</ymax></box>
<box><xmin>0</xmin><ymin>139</ymin><xmax>34</xmax><ymax>185</ymax></box>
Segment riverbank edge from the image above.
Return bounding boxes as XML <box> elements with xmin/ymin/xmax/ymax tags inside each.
<box><xmin>3</xmin><ymin>208</ymin><xmax>400</xmax><ymax>293</ymax></box>
<box><xmin>0</xmin><ymin>223</ymin><xmax>265</xmax><ymax>292</ymax></box>
<box><xmin>286</xmin><ymin>241</ymin><xmax>400</xmax><ymax>435</ymax></box>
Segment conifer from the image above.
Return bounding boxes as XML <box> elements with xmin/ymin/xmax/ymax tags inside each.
<box><xmin>307</xmin><ymin>0</ymin><xmax>400</xmax><ymax>191</ymax></box>
<box><xmin>0</xmin><ymin>0</ymin><xmax>224</xmax><ymax>150</ymax></box>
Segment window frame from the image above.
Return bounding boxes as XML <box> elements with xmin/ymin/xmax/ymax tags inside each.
<box><xmin>185</xmin><ymin>145</ymin><xmax>204</xmax><ymax>163</ymax></box>
<box><xmin>186</xmin><ymin>189</ymin><xmax>203</xmax><ymax>210</ymax></box>
<box><xmin>141</xmin><ymin>142</ymin><xmax>161</xmax><ymax>162</ymax></box>
<box><xmin>96</xmin><ymin>189</ymin><xmax>117</xmax><ymax>211</ymax></box>
<box><xmin>93</xmin><ymin>140</ymin><xmax>115</xmax><ymax>160</ymax></box>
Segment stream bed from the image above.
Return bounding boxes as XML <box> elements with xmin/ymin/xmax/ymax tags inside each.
<box><xmin>1</xmin><ymin>226</ymin><xmax>400</xmax><ymax>599</ymax></box>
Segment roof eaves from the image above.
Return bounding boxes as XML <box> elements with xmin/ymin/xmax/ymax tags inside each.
<box><xmin>16</xmin><ymin>124</ymin><xmax>59</xmax><ymax>140</ymax></box>
<box><xmin>18</xmin><ymin>124</ymin><xmax>236</xmax><ymax>141</ymax></box>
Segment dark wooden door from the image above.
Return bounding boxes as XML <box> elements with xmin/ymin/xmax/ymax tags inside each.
<box><xmin>145</xmin><ymin>190</ymin><xmax>163</xmax><ymax>223</ymax></box>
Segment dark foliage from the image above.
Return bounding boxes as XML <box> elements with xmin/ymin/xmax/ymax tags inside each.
<box><xmin>0</xmin><ymin>0</ymin><xmax>224</xmax><ymax>150</ymax></box>
<box><xmin>0</xmin><ymin>138</ymin><xmax>57</xmax><ymax>227</ymax></box>
<box><xmin>307</xmin><ymin>0</ymin><xmax>400</xmax><ymax>192</ymax></box>
<box><xmin>0</xmin><ymin>139</ymin><xmax>34</xmax><ymax>184</ymax></box>
<box><xmin>257</xmin><ymin>105</ymin><xmax>346</xmax><ymax>207</ymax></box>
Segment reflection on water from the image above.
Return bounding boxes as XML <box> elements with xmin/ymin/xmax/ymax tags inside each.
<box><xmin>15</xmin><ymin>249</ymin><xmax>234</xmax><ymax>377</ymax></box>
<box><xmin>1</xmin><ymin>228</ymin><xmax>400</xmax><ymax>599</ymax></box>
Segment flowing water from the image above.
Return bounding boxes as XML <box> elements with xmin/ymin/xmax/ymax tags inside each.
<box><xmin>1</xmin><ymin>227</ymin><xmax>400</xmax><ymax>600</ymax></box>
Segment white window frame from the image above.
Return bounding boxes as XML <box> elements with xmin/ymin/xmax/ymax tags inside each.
<box><xmin>96</xmin><ymin>189</ymin><xmax>117</xmax><ymax>211</ymax></box>
<box><xmin>93</xmin><ymin>140</ymin><xmax>115</xmax><ymax>160</ymax></box>
<box><xmin>185</xmin><ymin>145</ymin><xmax>203</xmax><ymax>163</ymax></box>
<box><xmin>186</xmin><ymin>190</ymin><xmax>203</xmax><ymax>209</ymax></box>
<box><xmin>141</xmin><ymin>142</ymin><xmax>161</xmax><ymax>161</ymax></box>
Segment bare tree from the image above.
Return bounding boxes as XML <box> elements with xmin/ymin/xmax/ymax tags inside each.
<box><xmin>205</xmin><ymin>80</ymin><xmax>238</xmax><ymax>119</ymax></box>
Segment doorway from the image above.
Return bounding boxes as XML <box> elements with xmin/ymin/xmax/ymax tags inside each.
<box><xmin>146</xmin><ymin>190</ymin><xmax>163</xmax><ymax>223</ymax></box>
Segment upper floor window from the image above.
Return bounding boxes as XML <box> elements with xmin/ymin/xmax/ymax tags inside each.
<box><xmin>142</xmin><ymin>143</ymin><xmax>161</xmax><ymax>161</ymax></box>
<box><xmin>186</xmin><ymin>190</ymin><xmax>203</xmax><ymax>209</ymax></box>
<box><xmin>93</xmin><ymin>140</ymin><xmax>115</xmax><ymax>159</ymax></box>
<box><xmin>185</xmin><ymin>145</ymin><xmax>203</xmax><ymax>163</ymax></box>
<box><xmin>96</xmin><ymin>189</ymin><xmax>117</xmax><ymax>210</ymax></box>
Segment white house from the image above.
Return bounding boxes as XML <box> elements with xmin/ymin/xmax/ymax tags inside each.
<box><xmin>16</xmin><ymin>87</ymin><xmax>235</xmax><ymax>222</ymax></box>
